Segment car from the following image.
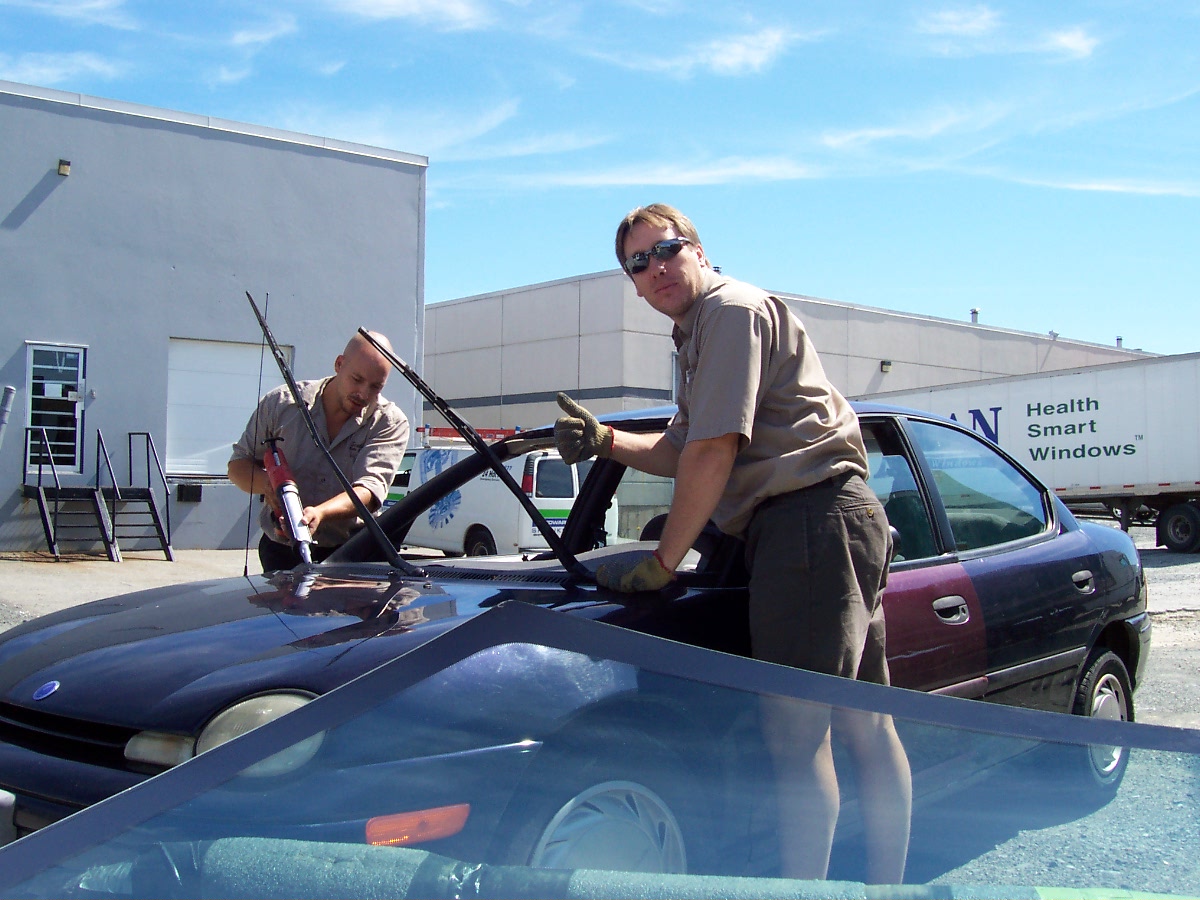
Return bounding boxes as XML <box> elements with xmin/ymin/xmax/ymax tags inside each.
<box><xmin>0</xmin><ymin>599</ymin><xmax>1193</xmax><ymax>898</ymax></box>
<box><xmin>0</xmin><ymin>403</ymin><xmax>1149</xmax><ymax>856</ymax></box>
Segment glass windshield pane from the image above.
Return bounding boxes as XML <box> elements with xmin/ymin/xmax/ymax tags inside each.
<box><xmin>4</xmin><ymin>605</ymin><xmax>1196</xmax><ymax>899</ymax></box>
<box><xmin>907</xmin><ymin>419</ymin><xmax>1048</xmax><ymax>552</ymax></box>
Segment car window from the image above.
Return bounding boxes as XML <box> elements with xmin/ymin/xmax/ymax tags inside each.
<box><xmin>862</xmin><ymin>421</ymin><xmax>938</xmax><ymax>562</ymax></box>
<box><xmin>533</xmin><ymin>457</ymin><xmax>574</xmax><ymax>498</ymax></box>
<box><xmin>392</xmin><ymin>450</ymin><xmax>416</xmax><ymax>489</ymax></box>
<box><xmin>614</xmin><ymin>469</ymin><xmax>675</xmax><ymax>542</ymax></box>
<box><xmin>906</xmin><ymin>419</ymin><xmax>1048</xmax><ymax>552</ymax></box>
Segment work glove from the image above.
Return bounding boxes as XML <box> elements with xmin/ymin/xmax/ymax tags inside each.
<box><xmin>595</xmin><ymin>549</ymin><xmax>676</xmax><ymax>593</ymax></box>
<box><xmin>554</xmin><ymin>393</ymin><xmax>613</xmax><ymax>465</ymax></box>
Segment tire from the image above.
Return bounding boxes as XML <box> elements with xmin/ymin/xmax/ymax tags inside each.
<box><xmin>1071</xmin><ymin>649</ymin><xmax>1134</xmax><ymax>789</ymax></box>
<box><xmin>491</xmin><ymin>733</ymin><xmax>705</xmax><ymax>874</ymax></box>
<box><xmin>464</xmin><ymin>526</ymin><xmax>496</xmax><ymax>556</ymax></box>
<box><xmin>1160</xmin><ymin>503</ymin><xmax>1200</xmax><ymax>553</ymax></box>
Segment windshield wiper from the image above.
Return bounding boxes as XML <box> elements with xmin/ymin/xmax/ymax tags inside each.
<box><xmin>356</xmin><ymin>328</ymin><xmax>592</xmax><ymax>583</ymax></box>
<box><xmin>244</xmin><ymin>293</ymin><xmax>424</xmax><ymax>576</ymax></box>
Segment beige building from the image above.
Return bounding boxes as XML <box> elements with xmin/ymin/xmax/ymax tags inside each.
<box><xmin>423</xmin><ymin>270</ymin><xmax>1146</xmax><ymax>431</ymax></box>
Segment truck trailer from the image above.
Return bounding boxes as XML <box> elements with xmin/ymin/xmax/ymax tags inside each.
<box><xmin>861</xmin><ymin>352</ymin><xmax>1200</xmax><ymax>552</ymax></box>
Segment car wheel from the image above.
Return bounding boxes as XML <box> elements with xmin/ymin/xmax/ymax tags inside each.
<box><xmin>1160</xmin><ymin>503</ymin><xmax>1200</xmax><ymax>553</ymax></box>
<box><xmin>491</xmin><ymin>735</ymin><xmax>705</xmax><ymax>874</ymax></box>
<box><xmin>464</xmin><ymin>527</ymin><xmax>496</xmax><ymax>556</ymax></box>
<box><xmin>1071</xmin><ymin>649</ymin><xmax>1134</xmax><ymax>788</ymax></box>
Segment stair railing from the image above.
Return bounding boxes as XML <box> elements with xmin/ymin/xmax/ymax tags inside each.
<box><xmin>95</xmin><ymin>429</ymin><xmax>121</xmax><ymax>538</ymax></box>
<box><xmin>128</xmin><ymin>431</ymin><xmax>172</xmax><ymax>545</ymax></box>
<box><xmin>24</xmin><ymin>426</ymin><xmax>63</xmax><ymax>544</ymax></box>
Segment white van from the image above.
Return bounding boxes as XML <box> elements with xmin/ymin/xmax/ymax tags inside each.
<box><xmin>387</xmin><ymin>446</ymin><xmax>611</xmax><ymax>556</ymax></box>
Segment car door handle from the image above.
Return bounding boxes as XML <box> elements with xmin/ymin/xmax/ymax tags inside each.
<box><xmin>932</xmin><ymin>595</ymin><xmax>970</xmax><ymax>625</ymax></box>
<box><xmin>1072</xmin><ymin>569</ymin><xmax>1096</xmax><ymax>595</ymax></box>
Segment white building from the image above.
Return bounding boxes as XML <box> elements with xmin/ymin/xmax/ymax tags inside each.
<box><xmin>423</xmin><ymin>270</ymin><xmax>1146</xmax><ymax>431</ymax></box>
<box><xmin>0</xmin><ymin>81</ymin><xmax>427</xmax><ymax>553</ymax></box>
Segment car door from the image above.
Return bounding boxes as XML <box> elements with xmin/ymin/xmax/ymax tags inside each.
<box><xmin>901</xmin><ymin>417</ymin><xmax>1101</xmax><ymax>714</ymax></box>
<box><xmin>859</xmin><ymin>417</ymin><xmax>989</xmax><ymax>696</ymax></box>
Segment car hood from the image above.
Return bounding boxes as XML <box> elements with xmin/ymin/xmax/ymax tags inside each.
<box><xmin>0</xmin><ymin>565</ymin><xmax>475</xmax><ymax>734</ymax></box>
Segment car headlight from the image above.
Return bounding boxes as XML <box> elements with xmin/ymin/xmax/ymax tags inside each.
<box><xmin>125</xmin><ymin>692</ymin><xmax>323</xmax><ymax>777</ymax></box>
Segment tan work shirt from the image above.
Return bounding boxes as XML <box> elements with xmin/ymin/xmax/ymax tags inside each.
<box><xmin>230</xmin><ymin>378</ymin><xmax>410</xmax><ymax>547</ymax></box>
<box><xmin>664</xmin><ymin>270</ymin><xmax>867</xmax><ymax>537</ymax></box>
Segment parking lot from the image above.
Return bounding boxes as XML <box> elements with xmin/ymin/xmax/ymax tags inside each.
<box><xmin>0</xmin><ymin>524</ymin><xmax>1197</xmax><ymax>730</ymax></box>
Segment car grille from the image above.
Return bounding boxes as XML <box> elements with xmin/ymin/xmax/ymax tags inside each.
<box><xmin>0</xmin><ymin>701</ymin><xmax>138</xmax><ymax>769</ymax></box>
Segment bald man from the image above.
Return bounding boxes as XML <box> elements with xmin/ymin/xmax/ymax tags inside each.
<box><xmin>229</xmin><ymin>332</ymin><xmax>410</xmax><ymax>571</ymax></box>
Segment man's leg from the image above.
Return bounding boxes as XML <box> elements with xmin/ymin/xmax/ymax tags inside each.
<box><xmin>832</xmin><ymin>707</ymin><xmax>912</xmax><ymax>884</ymax></box>
<box><xmin>257</xmin><ymin>534</ymin><xmax>301</xmax><ymax>572</ymax></box>
<box><xmin>759</xmin><ymin>695</ymin><xmax>839</xmax><ymax>879</ymax></box>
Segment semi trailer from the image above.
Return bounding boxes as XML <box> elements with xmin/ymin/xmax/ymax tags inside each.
<box><xmin>863</xmin><ymin>352</ymin><xmax>1200</xmax><ymax>552</ymax></box>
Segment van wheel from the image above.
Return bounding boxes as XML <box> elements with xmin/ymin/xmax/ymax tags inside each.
<box><xmin>465</xmin><ymin>527</ymin><xmax>496</xmax><ymax>556</ymax></box>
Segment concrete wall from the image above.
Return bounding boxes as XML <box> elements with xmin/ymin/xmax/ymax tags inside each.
<box><xmin>423</xmin><ymin>271</ymin><xmax>1147</xmax><ymax>431</ymax></box>
<box><xmin>0</xmin><ymin>82</ymin><xmax>426</xmax><ymax>552</ymax></box>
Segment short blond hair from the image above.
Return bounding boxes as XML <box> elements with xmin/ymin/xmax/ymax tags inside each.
<box><xmin>614</xmin><ymin>203</ymin><xmax>701</xmax><ymax>271</ymax></box>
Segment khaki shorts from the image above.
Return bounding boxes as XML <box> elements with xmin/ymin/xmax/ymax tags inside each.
<box><xmin>744</xmin><ymin>473</ymin><xmax>891</xmax><ymax>684</ymax></box>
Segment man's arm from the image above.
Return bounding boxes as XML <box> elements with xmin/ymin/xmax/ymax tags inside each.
<box><xmin>655</xmin><ymin>433</ymin><xmax>739</xmax><ymax>569</ymax></box>
<box><xmin>227</xmin><ymin>457</ymin><xmax>281</xmax><ymax>514</ymax></box>
<box><xmin>300</xmin><ymin>486</ymin><xmax>378</xmax><ymax>536</ymax></box>
<box><xmin>608</xmin><ymin>428</ymin><xmax>683</xmax><ymax>477</ymax></box>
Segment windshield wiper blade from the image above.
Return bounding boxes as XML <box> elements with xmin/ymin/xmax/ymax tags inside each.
<box><xmin>356</xmin><ymin>327</ymin><xmax>592</xmax><ymax>583</ymax></box>
<box><xmin>244</xmin><ymin>293</ymin><xmax>424</xmax><ymax>576</ymax></box>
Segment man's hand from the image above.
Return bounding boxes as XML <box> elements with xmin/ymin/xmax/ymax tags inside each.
<box><xmin>595</xmin><ymin>549</ymin><xmax>675</xmax><ymax>593</ymax></box>
<box><xmin>555</xmin><ymin>393</ymin><xmax>613</xmax><ymax>465</ymax></box>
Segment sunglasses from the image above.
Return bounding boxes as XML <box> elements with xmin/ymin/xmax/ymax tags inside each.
<box><xmin>623</xmin><ymin>237</ymin><xmax>692</xmax><ymax>275</ymax></box>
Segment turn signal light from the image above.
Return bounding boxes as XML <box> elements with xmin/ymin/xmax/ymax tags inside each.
<box><xmin>365</xmin><ymin>803</ymin><xmax>470</xmax><ymax>847</ymax></box>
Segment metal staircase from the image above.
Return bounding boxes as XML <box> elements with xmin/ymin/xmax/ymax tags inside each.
<box><xmin>23</xmin><ymin>428</ymin><xmax>174</xmax><ymax>562</ymax></box>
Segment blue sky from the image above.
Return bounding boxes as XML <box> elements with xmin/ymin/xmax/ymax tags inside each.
<box><xmin>3</xmin><ymin>0</ymin><xmax>1198</xmax><ymax>354</ymax></box>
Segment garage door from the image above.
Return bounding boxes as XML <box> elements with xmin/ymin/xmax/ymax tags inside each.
<box><xmin>166</xmin><ymin>339</ymin><xmax>293</xmax><ymax>476</ymax></box>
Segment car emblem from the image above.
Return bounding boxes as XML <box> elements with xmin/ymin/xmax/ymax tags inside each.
<box><xmin>32</xmin><ymin>681</ymin><xmax>60</xmax><ymax>701</ymax></box>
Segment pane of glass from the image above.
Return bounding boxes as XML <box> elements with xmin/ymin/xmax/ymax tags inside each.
<box><xmin>533</xmin><ymin>458</ymin><xmax>573</xmax><ymax>498</ymax></box>
<box><xmin>613</xmin><ymin>469</ymin><xmax>674</xmax><ymax>542</ymax></box>
<box><xmin>27</xmin><ymin>345</ymin><xmax>84</xmax><ymax>471</ymax></box>
<box><xmin>907</xmin><ymin>419</ymin><xmax>1048</xmax><ymax>552</ymax></box>
<box><xmin>4</xmin><ymin>617</ymin><xmax>1196</xmax><ymax>898</ymax></box>
<box><xmin>862</xmin><ymin>422</ymin><xmax>938</xmax><ymax>561</ymax></box>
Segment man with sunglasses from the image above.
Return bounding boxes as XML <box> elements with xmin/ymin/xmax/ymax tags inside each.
<box><xmin>554</xmin><ymin>203</ymin><xmax>911</xmax><ymax>884</ymax></box>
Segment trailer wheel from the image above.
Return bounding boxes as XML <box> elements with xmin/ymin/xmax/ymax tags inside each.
<box><xmin>1160</xmin><ymin>503</ymin><xmax>1200</xmax><ymax>553</ymax></box>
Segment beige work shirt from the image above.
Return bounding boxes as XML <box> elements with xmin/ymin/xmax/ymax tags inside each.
<box><xmin>230</xmin><ymin>378</ymin><xmax>410</xmax><ymax>547</ymax></box>
<box><xmin>664</xmin><ymin>270</ymin><xmax>867</xmax><ymax>537</ymax></box>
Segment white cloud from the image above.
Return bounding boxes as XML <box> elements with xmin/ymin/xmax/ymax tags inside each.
<box><xmin>231</xmin><ymin>14</ymin><xmax>298</xmax><ymax>49</ymax></box>
<box><xmin>0</xmin><ymin>0</ymin><xmax>136</xmax><ymax>28</ymax></box>
<box><xmin>821</xmin><ymin>106</ymin><xmax>1006</xmax><ymax>151</ymax></box>
<box><xmin>505</xmin><ymin>156</ymin><xmax>818</xmax><ymax>188</ymax></box>
<box><xmin>0</xmin><ymin>50</ymin><xmax>124</xmax><ymax>84</ymax></box>
<box><xmin>591</xmin><ymin>27</ymin><xmax>811</xmax><ymax>78</ymax></box>
<box><xmin>1041</xmin><ymin>27</ymin><xmax>1099</xmax><ymax>60</ymax></box>
<box><xmin>441</xmin><ymin>130</ymin><xmax>609</xmax><ymax>162</ymax></box>
<box><xmin>326</xmin><ymin>0</ymin><xmax>493</xmax><ymax>30</ymax></box>
<box><xmin>277</xmin><ymin>98</ymin><xmax>521</xmax><ymax>155</ymax></box>
<box><xmin>917</xmin><ymin>5</ymin><xmax>999</xmax><ymax>37</ymax></box>
<box><xmin>318</xmin><ymin>61</ymin><xmax>347</xmax><ymax>76</ymax></box>
<box><xmin>1005</xmin><ymin>173</ymin><xmax>1200</xmax><ymax>198</ymax></box>
<box><xmin>212</xmin><ymin>65</ymin><xmax>252</xmax><ymax>86</ymax></box>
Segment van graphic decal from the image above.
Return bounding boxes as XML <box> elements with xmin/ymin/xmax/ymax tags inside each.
<box><xmin>428</xmin><ymin>491</ymin><xmax>461</xmax><ymax>529</ymax></box>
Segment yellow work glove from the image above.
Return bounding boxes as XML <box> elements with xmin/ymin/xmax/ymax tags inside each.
<box><xmin>595</xmin><ymin>549</ymin><xmax>676</xmax><ymax>593</ymax></box>
<box><xmin>554</xmin><ymin>393</ymin><xmax>614</xmax><ymax>465</ymax></box>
